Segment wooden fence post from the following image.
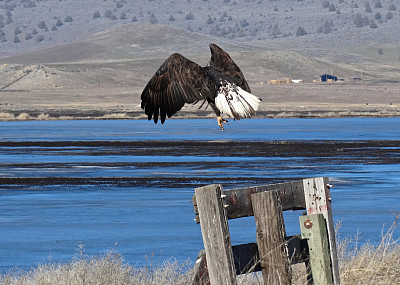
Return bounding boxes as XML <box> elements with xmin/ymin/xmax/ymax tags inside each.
<box><xmin>300</xmin><ymin>214</ymin><xmax>333</xmax><ymax>285</ymax></box>
<box><xmin>251</xmin><ymin>190</ymin><xmax>291</xmax><ymax>285</ymax></box>
<box><xmin>303</xmin><ymin>177</ymin><xmax>340</xmax><ymax>285</ymax></box>
<box><xmin>195</xmin><ymin>184</ymin><xmax>237</xmax><ymax>285</ymax></box>
<box><xmin>192</xmin><ymin>178</ymin><xmax>339</xmax><ymax>285</ymax></box>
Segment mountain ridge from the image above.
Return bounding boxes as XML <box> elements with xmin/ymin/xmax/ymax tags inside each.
<box><xmin>0</xmin><ymin>0</ymin><xmax>399</xmax><ymax>60</ymax></box>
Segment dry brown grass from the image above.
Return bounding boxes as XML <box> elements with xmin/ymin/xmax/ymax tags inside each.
<box><xmin>0</xmin><ymin>112</ymin><xmax>15</xmax><ymax>121</ymax></box>
<box><xmin>1</xmin><ymin>218</ymin><xmax>399</xmax><ymax>285</ymax></box>
<box><xmin>0</xmin><ymin>246</ymin><xmax>193</xmax><ymax>285</ymax></box>
<box><xmin>15</xmin><ymin>113</ymin><xmax>33</xmax><ymax>120</ymax></box>
<box><xmin>0</xmin><ymin>112</ymin><xmax>135</xmax><ymax>121</ymax></box>
<box><xmin>338</xmin><ymin>215</ymin><xmax>400</xmax><ymax>285</ymax></box>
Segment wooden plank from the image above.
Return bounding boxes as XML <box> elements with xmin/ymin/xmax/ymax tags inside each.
<box><xmin>300</xmin><ymin>214</ymin><xmax>333</xmax><ymax>285</ymax></box>
<box><xmin>191</xmin><ymin>250</ymin><xmax>209</xmax><ymax>285</ymax></box>
<box><xmin>191</xmin><ymin>236</ymin><xmax>308</xmax><ymax>281</ymax></box>
<box><xmin>303</xmin><ymin>177</ymin><xmax>340</xmax><ymax>285</ymax></box>
<box><xmin>286</xmin><ymin>235</ymin><xmax>309</xmax><ymax>264</ymax></box>
<box><xmin>193</xmin><ymin>235</ymin><xmax>307</xmax><ymax>281</ymax></box>
<box><xmin>232</xmin><ymin>243</ymin><xmax>261</xmax><ymax>275</ymax></box>
<box><xmin>195</xmin><ymin>184</ymin><xmax>237</xmax><ymax>285</ymax></box>
<box><xmin>232</xmin><ymin>235</ymin><xmax>308</xmax><ymax>275</ymax></box>
<box><xmin>251</xmin><ymin>190</ymin><xmax>291</xmax><ymax>285</ymax></box>
<box><xmin>223</xmin><ymin>179</ymin><xmax>306</xmax><ymax>219</ymax></box>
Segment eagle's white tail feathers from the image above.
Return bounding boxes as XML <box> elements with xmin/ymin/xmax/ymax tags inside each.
<box><xmin>215</xmin><ymin>83</ymin><xmax>261</xmax><ymax>120</ymax></box>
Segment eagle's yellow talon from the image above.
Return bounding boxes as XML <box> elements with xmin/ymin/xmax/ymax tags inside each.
<box><xmin>217</xmin><ymin>116</ymin><xmax>228</xmax><ymax>131</ymax></box>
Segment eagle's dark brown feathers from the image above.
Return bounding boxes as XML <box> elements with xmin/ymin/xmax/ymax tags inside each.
<box><xmin>141</xmin><ymin>53</ymin><xmax>216</xmax><ymax>123</ymax></box>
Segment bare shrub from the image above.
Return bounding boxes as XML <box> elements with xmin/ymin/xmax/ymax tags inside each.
<box><xmin>16</xmin><ymin>113</ymin><xmax>32</xmax><ymax>120</ymax></box>
<box><xmin>37</xmin><ymin>113</ymin><xmax>50</xmax><ymax>120</ymax></box>
<box><xmin>0</xmin><ymin>112</ymin><xmax>15</xmax><ymax>121</ymax></box>
<box><xmin>100</xmin><ymin>113</ymin><xmax>128</xmax><ymax>119</ymax></box>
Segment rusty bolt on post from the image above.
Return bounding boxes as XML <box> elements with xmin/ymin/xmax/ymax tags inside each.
<box><xmin>304</xmin><ymin>219</ymin><xmax>313</xmax><ymax>229</ymax></box>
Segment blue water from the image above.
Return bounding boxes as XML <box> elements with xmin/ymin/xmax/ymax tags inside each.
<box><xmin>0</xmin><ymin>117</ymin><xmax>399</xmax><ymax>141</ymax></box>
<box><xmin>0</xmin><ymin>118</ymin><xmax>399</xmax><ymax>273</ymax></box>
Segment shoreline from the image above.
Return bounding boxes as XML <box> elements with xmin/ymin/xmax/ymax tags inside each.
<box><xmin>1</xmin><ymin>81</ymin><xmax>399</xmax><ymax>121</ymax></box>
<box><xmin>1</xmin><ymin>104</ymin><xmax>399</xmax><ymax>121</ymax></box>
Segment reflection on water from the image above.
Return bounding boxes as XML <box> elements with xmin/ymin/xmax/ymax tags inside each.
<box><xmin>0</xmin><ymin>118</ymin><xmax>399</xmax><ymax>272</ymax></box>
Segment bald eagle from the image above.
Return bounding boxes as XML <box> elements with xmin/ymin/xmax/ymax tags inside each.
<box><xmin>140</xmin><ymin>43</ymin><xmax>261</xmax><ymax>131</ymax></box>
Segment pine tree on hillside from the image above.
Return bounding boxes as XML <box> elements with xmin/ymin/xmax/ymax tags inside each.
<box><xmin>365</xmin><ymin>2</ymin><xmax>372</xmax><ymax>13</ymax></box>
<box><xmin>93</xmin><ymin>11</ymin><xmax>101</xmax><ymax>19</ymax></box>
<box><xmin>14</xmin><ymin>26</ymin><xmax>21</xmax><ymax>35</ymax></box>
<box><xmin>354</xmin><ymin>13</ymin><xmax>364</xmax><ymax>28</ymax></box>
<box><xmin>296</xmin><ymin>26</ymin><xmax>307</xmax><ymax>36</ymax></box>
<box><xmin>375</xmin><ymin>0</ymin><xmax>382</xmax><ymax>8</ymax></box>
<box><xmin>385</xmin><ymin>11</ymin><xmax>393</xmax><ymax>21</ymax></box>
<box><xmin>38</xmin><ymin>21</ymin><xmax>46</xmax><ymax>29</ymax></box>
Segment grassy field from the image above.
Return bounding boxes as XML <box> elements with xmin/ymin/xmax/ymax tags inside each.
<box><xmin>1</xmin><ymin>218</ymin><xmax>399</xmax><ymax>285</ymax></box>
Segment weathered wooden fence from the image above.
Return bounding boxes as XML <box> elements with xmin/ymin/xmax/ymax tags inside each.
<box><xmin>192</xmin><ymin>177</ymin><xmax>340</xmax><ymax>285</ymax></box>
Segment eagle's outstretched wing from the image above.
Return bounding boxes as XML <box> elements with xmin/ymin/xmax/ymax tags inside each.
<box><xmin>141</xmin><ymin>53</ymin><xmax>216</xmax><ymax>124</ymax></box>
<box><xmin>208</xmin><ymin>43</ymin><xmax>251</xmax><ymax>93</ymax></box>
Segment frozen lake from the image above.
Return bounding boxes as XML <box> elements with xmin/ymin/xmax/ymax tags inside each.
<box><xmin>0</xmin><ymin>118</ymin><xmax>399</xmax><ymax>273</ymax></box>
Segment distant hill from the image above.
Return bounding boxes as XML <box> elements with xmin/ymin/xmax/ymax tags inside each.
<box><xmin>1</xmin><ymin>0</ymin><xmax>400</xmax><ymax>95</ymax></box>
<box><xmin>0</xmin><ymin>0</ymin><xmax>399</xmax><ymax>60</ymax></box>
<box><xmin>1</xmin><ymin>24</ymin><xmax>217</xmax><ymax>64</ymax></box>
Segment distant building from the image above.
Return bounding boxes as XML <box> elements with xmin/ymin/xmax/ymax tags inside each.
<box><xmin>320</xmin><ymin>74</ymin><xmax>337</xmax><ymax>82</ymax></box>
<box><xmin>268</xmin><ymin>78</ymin><xmax>292</xmax><ymax>85</ymax></box>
